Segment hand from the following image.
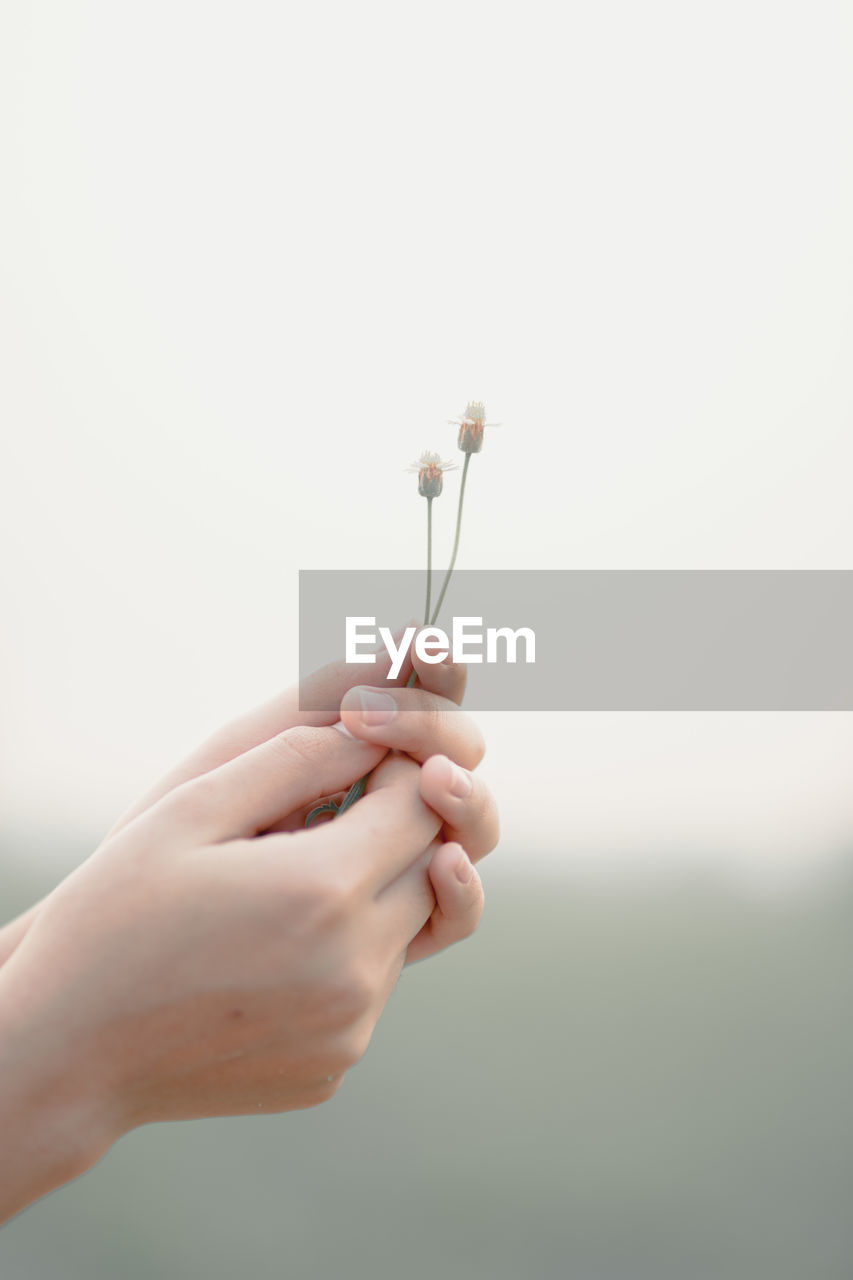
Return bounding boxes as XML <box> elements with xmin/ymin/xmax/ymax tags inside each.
<box><xmin>337</xmin><ymin>679</ymin><xmax>499</xmax><ymax>962</ymax></box>
<box><xmin>0</xmin><ymin>648</ymin><xmax>498</xmax><ymax>1221</ymax></box>
<box><xmin>0</xmin><ymin>643</ymin><xmax>498</xmax><ymax>968</ymax></box>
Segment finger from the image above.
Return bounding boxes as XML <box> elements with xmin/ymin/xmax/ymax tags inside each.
<box><xmin>374</xmin><ymin>752</ymin><xmax>495</xmax><ymax>946</ymax></box>
<box><xmin>107</xmin><ymin>626</ymin><xmax>417</xmax><ymax>838</ymax></box>
<box><xmin>417</xmin><ymin>754</ymin><xmax>500</xmax><ymax>861</ymax></box>
<box><xmin>338</xmin><ymin>686</ymin><xmax>485</xmax><ymax>770</ymax></box>
<box><xmin>0</xmin><ymin>901</ymin><xmax>43</xmax><ymax>967</ymax></box>
<box><xmin>285</xmin><ymin>754</ymin><xmax>441</xmax><ymax>895</ymax></box>
<box><xmin>404</xmin><ymin>842</ymin><xmax>485</xmax><ymax>965</ymax></box>
<box><xmin>296</xmin><ymin>622</ymin><xmax>420</xmax><ymax>718</ymax></box>
<box><xmin>410</xmin><ymin>643</ymin><xmax>467</xmax><ymax>705</ymax></box>
<box><xmin>261</xmin><ymin>786</ymin><xmax>351</xmax><ymax>834</ymax></box>
<box><xmin>148</xmin><ymin>725</ymin><xmax>387</xmax><ymax>844</ymax></box>
<box><xmin>373</xmin><ymin>837</ymin><xmax>441</xmax><ymax>950</ymax></box>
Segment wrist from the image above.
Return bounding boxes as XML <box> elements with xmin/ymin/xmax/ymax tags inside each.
<box><xmin>0</xmin><ymin>961</ymin><xmax>126</xmax><ymax>1223</ymax></box>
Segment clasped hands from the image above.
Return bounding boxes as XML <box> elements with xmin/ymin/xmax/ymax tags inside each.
<box><xmin>0</xmin><ymin>643</ymin><xmax>498</xmax><ymax>1222</ymax></box>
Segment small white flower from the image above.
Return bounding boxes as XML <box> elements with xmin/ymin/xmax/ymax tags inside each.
<box><xmin>406</xmin><ymin>450</ymin><xmax>457</xmax><ymax>498</ymax></box>
<box><xmin>448</xmin><ymin>401</ymin><xmax>500</xmax><ymax>453</ymax></box>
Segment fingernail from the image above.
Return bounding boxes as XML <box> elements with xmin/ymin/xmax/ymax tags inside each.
<box><xmin>454</xmin><ymin>849</ymin><xmax>475</xmax><ymax>884</ymax></box>
<box><xmin>332</xmin><ymin>719</ymin><xmax>357</xmax><ymax>740</ymax></box>
<box><xmin>448</xmin><ymin>762</ymin><xmax>473</xmax><ymax>799</ymax></box>
<box><xmin>357</xmin><ymin>689</ymin><xmax>397</xmax><ymax>726</ymax></box>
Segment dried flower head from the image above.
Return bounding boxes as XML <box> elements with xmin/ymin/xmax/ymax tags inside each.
<box><xmin>449</xmin><ymin>401</ymin><xmax>500</xmax><ymax>454</ymax></box>
<box><xmin>407</xmin><ymin>450</ymin><xmax>457</xmax><ymax>498</ymax></box>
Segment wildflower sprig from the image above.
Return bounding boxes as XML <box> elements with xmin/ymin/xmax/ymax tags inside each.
<box><xmin>427</xmin><ymin>402</ymin><xmax>497</xmax><ymax>627</ymax></box>
<box><xmin>306</xmin><ymin>403</ymin><xmax>493</xmax><ymax>825</ymax></box>
<box><xmin>406</xmin><ymin>452</ymin><xmax>456</xmax><ymax>628</ymax></box>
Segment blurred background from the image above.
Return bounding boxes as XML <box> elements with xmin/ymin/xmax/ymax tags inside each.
<box><xmin>2</xmin><ymin>1</ymin><xmax>853</xmax><ymax>1275</ymax></box>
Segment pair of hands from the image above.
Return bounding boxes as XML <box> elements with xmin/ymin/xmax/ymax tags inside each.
<box><xmin>0</xmin><ymin>645</ymin><xmax>498</xmax><ymax>1223</ymax></box>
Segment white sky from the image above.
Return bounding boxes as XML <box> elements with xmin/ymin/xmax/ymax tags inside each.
<box><xmin>1</xmin><ymin>1</ymin><xmax>852</xmax><ymax>883</ymax></box>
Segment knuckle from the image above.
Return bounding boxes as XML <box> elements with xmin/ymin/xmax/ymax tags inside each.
<box><xmin>402</xmin><ymin>697</ymin><xmax>445</xmax><ymax>748</ymax></box>
<box><xmin>425</xmin><ymin>699</ymin><xmax>448</xmax><ymax>740</ymax></box>
<box><xmin>318</xmin><ymin>963</ymin><xmax>375</xmax><ymax>1027</ymax></box>
<box><xmin>367</xmin><ymin>752</ymin><xmax>420</xmax><ymax>796</ymax></box>
<box><xmin>304</xmin><ymin>872</ymin><xmax>361</xmax><ymax>929</ymax></box>
<box><xmin>202</xmin><ymin>721</ymin><xmax>249</xmax><ymax>762</ymax></box>
<box><xmin>271</xmin><ymin>725</ymin><xmax>332</xmax><ymax>772</ymax></box>
<box><xmin>160</xmin><ymin>775</ymin><xmax>216</xmax><ymax>827</ymax></box>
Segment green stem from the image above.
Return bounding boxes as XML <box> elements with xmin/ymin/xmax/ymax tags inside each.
<box><xmin>430</xmin><ymin>451</ymin><xmax>471</xmax><ymax>626</ymax></box>
<box><xmin>308</xmin><ymin>478</ymin><xmax>448</xmax><ymax>825</ymax></box>
<box><xmin>331</xmin><ymin>772</ymin><xmax>367</xmax><ymax>815</ymax></box>
<box><xmin>405</xmin><ymin>495</ymin><xmax>434</xmax><ymax>690</ymax></box>
<box><xmin>424</xmin><ymin>496</ymin><xmax>433</xmax><ymax>627</ymax></box>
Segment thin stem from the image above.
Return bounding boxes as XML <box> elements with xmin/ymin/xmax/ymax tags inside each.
<box><xmin>309</xmin><ymin>471</ymin><xmax>457</xmax><ymax>826</ymax></box>
<box><xmin>406</xmin><ymin>494</ymin><xmax>434</xmax><ymax>690</ymax></box>
<box><xmin>430</xmin><ymin>451</ymin><xmax>471</xmax><ymax>626</ymax></box>
<box><xmin>424</xmin><ymin>496</ymin><xmax>433</xmax><ymax>626</ymax></box>
<box><xmin>333</xmin><ymin>773</ymin><xmax>367</xmax><ymax>815</ymax></box>
<box><xmin>340</xmin><ymin>494</ymin><xmax>433</xmax><ymax>805</ymax></box>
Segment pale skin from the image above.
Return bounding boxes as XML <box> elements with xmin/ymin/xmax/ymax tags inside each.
<box><xmin>0</xmin><ymin>646</ymin><xmax>499</xmax><ymax>1225</ymax></box>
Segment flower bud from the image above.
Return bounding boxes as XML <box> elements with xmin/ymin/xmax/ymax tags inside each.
<box><xmin>407</xmin><ymin>451</ymin><xmax>456</xmax><ymax>498</ymax></box>
<box><xmin>449</xmin><ymin>401</ymin><xmax>498</xmax><ymax>454</ymax></box>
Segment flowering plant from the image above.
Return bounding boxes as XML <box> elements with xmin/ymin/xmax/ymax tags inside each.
<box><xmin>306</xmin><ymin>401</ymin><xmax>497</xmax><ymax>825</ymax></box>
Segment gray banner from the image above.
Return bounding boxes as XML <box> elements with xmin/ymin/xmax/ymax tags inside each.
<box><xmin>298</xmin><ymin>570</ymin><xmax>853</xmax><ymax>711</ymax></box>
